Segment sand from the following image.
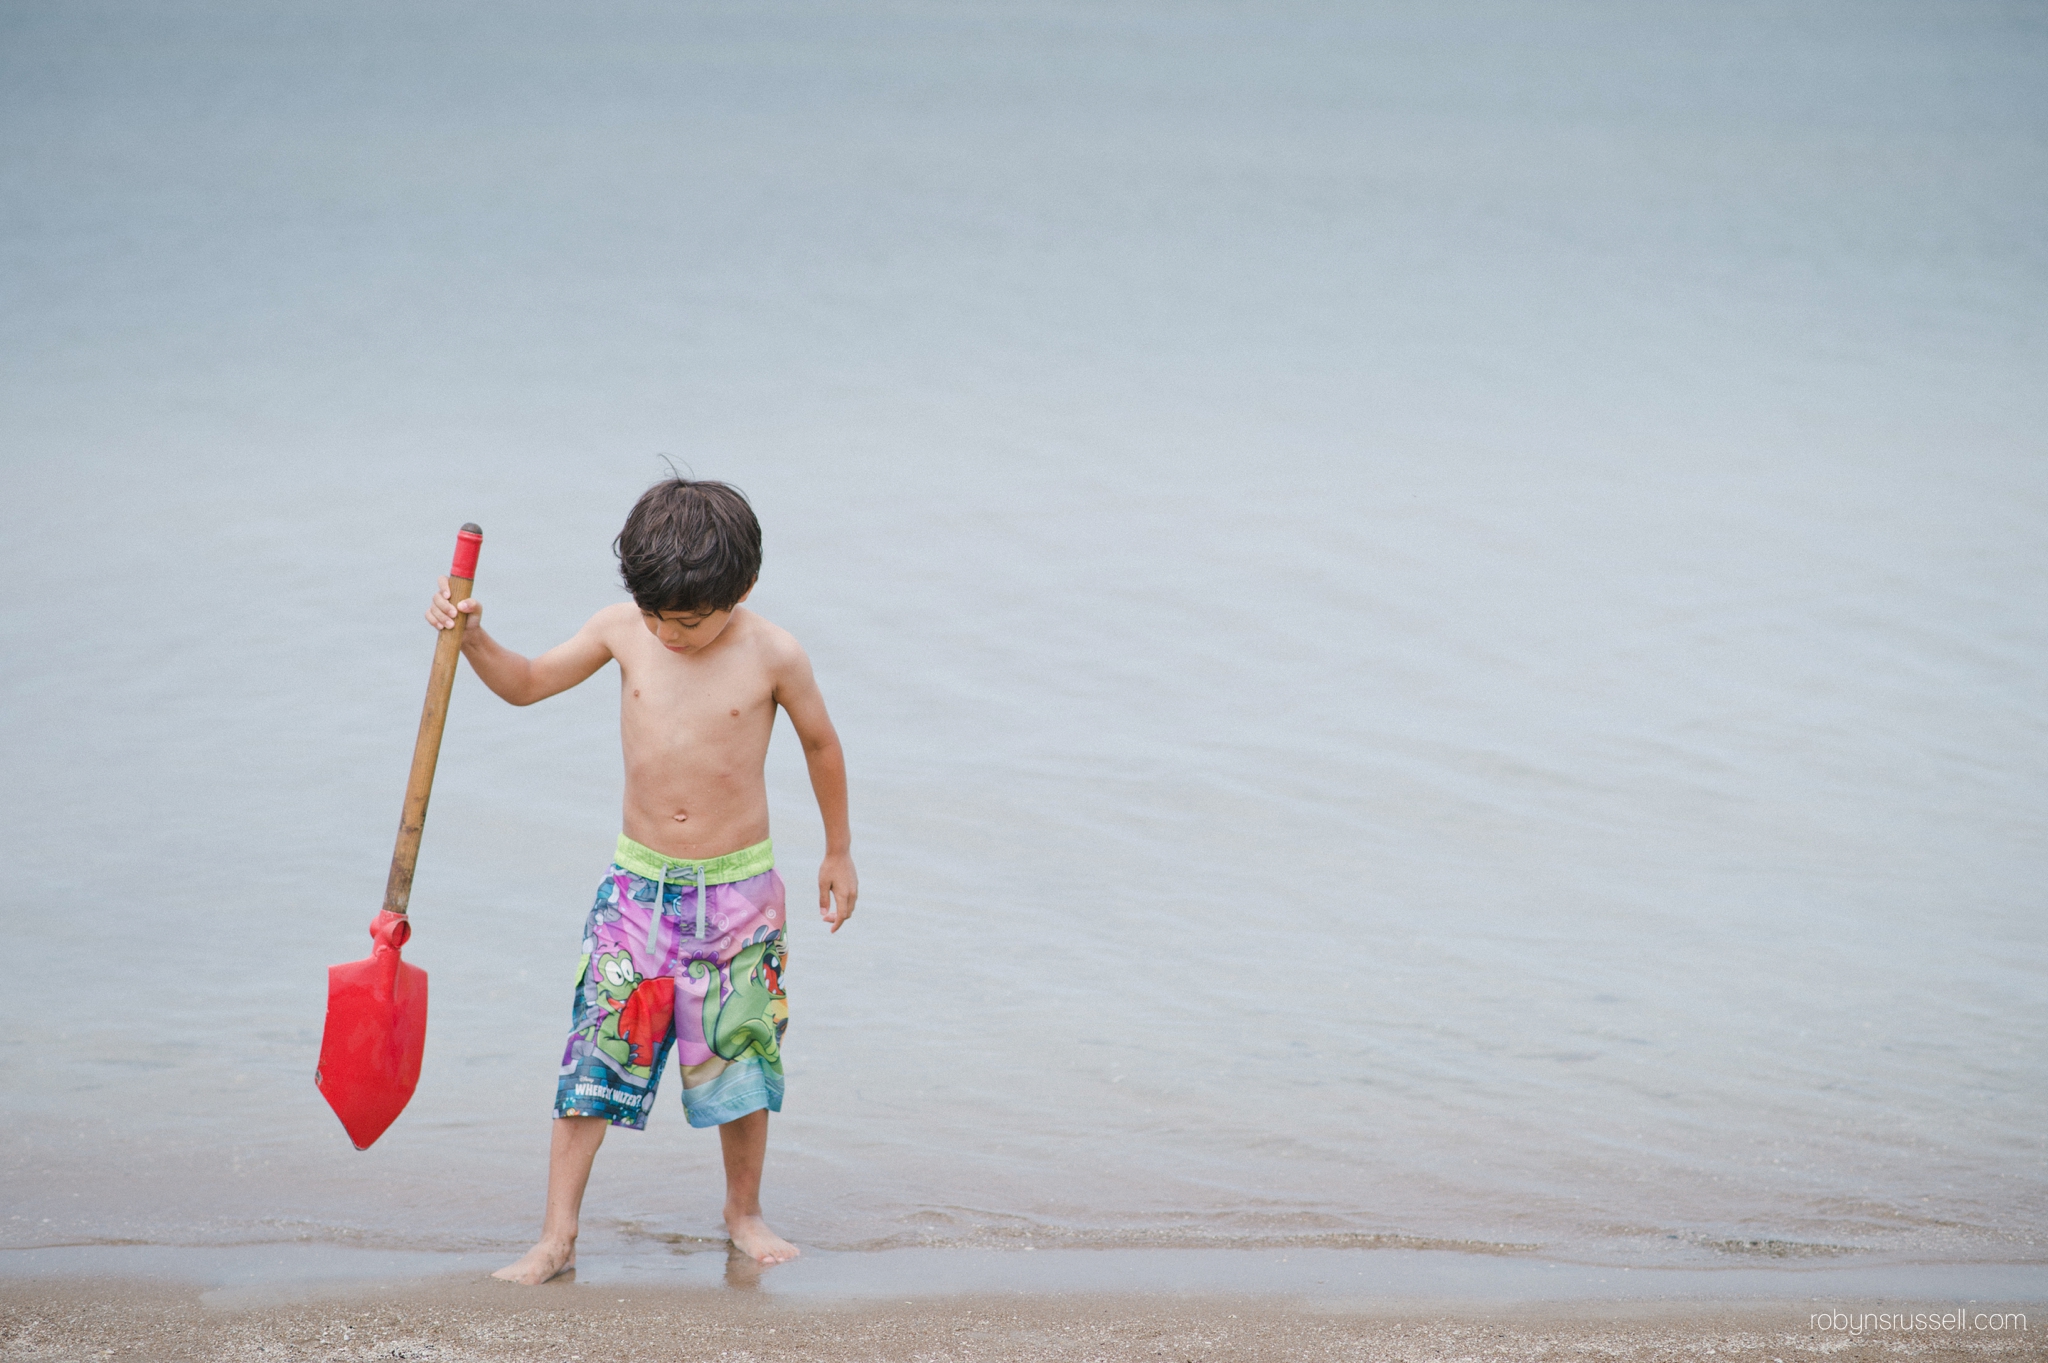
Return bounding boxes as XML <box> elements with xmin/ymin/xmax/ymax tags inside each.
<box><xmin>3</xmin><ymin>1276</ymin><xmax>2042</xmax><ymax>1362</ymax></box>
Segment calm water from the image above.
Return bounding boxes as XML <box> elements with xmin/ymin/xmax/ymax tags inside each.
<box><xmin>2</xmin><ymin>2</ymin><xmax>2044</xmax><ymax>1283</ymax></box>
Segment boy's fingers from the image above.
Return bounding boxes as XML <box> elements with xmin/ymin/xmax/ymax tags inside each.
<box><xmin>428</xmin><ymin>577</ymin><xmax>455</xmax><ymax>628</ymax></box>
<box><xmin>819</xmin><ymin>868</ymin><xmax>856</xmax><ymax>931</ymax></box>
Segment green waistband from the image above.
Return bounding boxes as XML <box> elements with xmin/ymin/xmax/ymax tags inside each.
<box><xmin>613</xmin><ymin>834</ymin><xmax>774</xmax><ymax>885</ymax></box>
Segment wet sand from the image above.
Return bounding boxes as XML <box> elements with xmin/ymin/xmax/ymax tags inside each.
<box><xmin>4</xmin><ymin>1276</ymin><xmax>2041</xmax><ymax>1362</ymax></box>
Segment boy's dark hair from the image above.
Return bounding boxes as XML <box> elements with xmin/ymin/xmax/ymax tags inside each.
<box><xmin>614</xmin><ymin>479</ymin><xmax>762</xmax><ymax>615</ymax></box>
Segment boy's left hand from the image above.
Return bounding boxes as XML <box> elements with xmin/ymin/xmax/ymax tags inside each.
<box><xmin>819</xmin><ymin>852</ymin><xmax>858</xmax><ymax>933</ymax></box>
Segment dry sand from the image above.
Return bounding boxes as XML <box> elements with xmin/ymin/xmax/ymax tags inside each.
<box><xmin>3</xmin><ymin>1275</ymin><xmax>2042</xmax><ymax>1363</ymax></box>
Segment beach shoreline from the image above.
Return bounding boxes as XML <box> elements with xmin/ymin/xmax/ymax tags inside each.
<box><xmin>3</xmin><ymin>4</ymin><xmax>2044</xmax><ymax>1355</ymax></box>
<box><xmin>5</xmin><ymin>1273</ymin><xmax>2044</xmax><ymax>1362</ymax></box>
<box><xmin>16</xmin><ymin>1260</ymin><xmax>2048</xmax><ymax>1358</ymax></box>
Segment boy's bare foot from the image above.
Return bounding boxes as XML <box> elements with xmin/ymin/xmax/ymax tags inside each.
<box><xmin>725</xmin><ymin>1212</ymin><xmax>799</xmax><ymax>1265</ymax></box>
<box><xmin>491</xmin><ymin>1239</ymin><xmax>576</xmax><ymax>1285</ymax></box>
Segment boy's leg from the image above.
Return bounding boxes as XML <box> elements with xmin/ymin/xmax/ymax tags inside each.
<box><xmin>719</xmin><ymin>1109</ymin><xmax>798</xmax><ymax>1264</ymax></box>
<box><xmin>492</xmin><ymin>1115</ymin><xmax>608</xmax><ymax>1284</ymax></box>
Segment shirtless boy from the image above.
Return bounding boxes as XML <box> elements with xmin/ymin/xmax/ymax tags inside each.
<box><xmin>424</xmin><ymin>479</ymin><xmax>856</xmax><ymax>1282</ymax></box>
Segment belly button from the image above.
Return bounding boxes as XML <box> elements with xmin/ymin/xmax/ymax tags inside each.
<box><xmin>673</xmin><ymin>811</ymin><xmax>688</xmax><ymax>822</ymax></box>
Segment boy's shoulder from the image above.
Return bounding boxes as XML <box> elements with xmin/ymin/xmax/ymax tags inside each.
<box><xmin>590</xmin><ymin>600</ymin><xmax>644</xmax><ymax>630</ymax></box>
<box><xmin>728</xmin><ymin>607</ymin><xmax>807</xmax><ymax>667</ymax></box>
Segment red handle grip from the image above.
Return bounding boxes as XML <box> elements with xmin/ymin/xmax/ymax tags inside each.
<box><xmin>450</xmin><ymin>523</ymin><xmax>483</xmax><ymax>580</ymax></box>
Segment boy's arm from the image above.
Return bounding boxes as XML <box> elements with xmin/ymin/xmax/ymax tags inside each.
<box><xmin>427</xmin><ymin>576</ymin><xmax>615</xmax><ymax>707</ymax></box>
<box><xmin>771</xmin><ymin>639</ymin><xmax>857</xmax><ymax>932</ymax></box>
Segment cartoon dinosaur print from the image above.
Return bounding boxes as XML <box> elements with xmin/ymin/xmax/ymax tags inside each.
<box><xmin>586</xmin><ymin>948</ymin><xmax>673</xmax><ymax>1072</ymax></box>
<box><xmin>687</xmin><ymin>938</ymin><xmax>785</xmax><ymax>1065</ymax></box>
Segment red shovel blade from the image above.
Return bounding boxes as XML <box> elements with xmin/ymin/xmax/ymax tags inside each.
<box><xmin>317</xmin><ymin>910</ymin><xmax>428</xmax><ymax>1150</ymax></box>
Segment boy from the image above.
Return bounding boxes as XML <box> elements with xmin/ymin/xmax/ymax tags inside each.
<box><xmin>425</xmin><ymin>478</ymin><xmax>856</xmax><ymax>1282</ymax></box>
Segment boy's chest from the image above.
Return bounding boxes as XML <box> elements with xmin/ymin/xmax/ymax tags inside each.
<box><xmin>616</xmin><ymin>652</ymin><xmax>774</xmax><ymax>733</ymax></box>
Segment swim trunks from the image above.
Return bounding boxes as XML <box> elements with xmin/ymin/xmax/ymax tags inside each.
<box><xmin>555</xmin><ymin>835</ymin><xmax>788</xmax><ymax>1130</ymax></box>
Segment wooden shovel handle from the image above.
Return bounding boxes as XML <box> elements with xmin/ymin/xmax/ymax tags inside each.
<box><xmin>382</xmin><ymin>523</ymin><xmax>484</xmax><ymax>917</ymax></box>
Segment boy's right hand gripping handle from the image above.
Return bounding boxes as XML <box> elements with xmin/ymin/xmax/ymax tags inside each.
<box><xmin>382</xmin><ymin>523</ymin><xmax>483</xmax><ymax>917</ymax></box>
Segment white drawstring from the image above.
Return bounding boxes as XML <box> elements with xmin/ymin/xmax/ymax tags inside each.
<box><xmin>649</xmin><ymin>863</ymin><xmax>668</xmax><ymax>954</ymax></box>
<box><xmin>651</xmin><ymin>859</ymin><xmax>711</xmax><ymax>946</ymax></box>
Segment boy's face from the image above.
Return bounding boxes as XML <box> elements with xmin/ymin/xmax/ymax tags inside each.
<box><xmin>639</xmin><ymin>586</ymin><xmax>750</xmax><ymax>655</ymax></box>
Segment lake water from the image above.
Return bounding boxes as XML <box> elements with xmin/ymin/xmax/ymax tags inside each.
<box><xmin>2</xmin><ymin>1</ymin><xmax>2044</xmax><ymax>1287</ymax></box>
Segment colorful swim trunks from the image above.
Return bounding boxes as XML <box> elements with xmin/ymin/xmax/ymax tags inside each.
<box><xmin>555</xmin><ymin>835</ymin><xmax>788</xmax><ymax>1130</ymax></box>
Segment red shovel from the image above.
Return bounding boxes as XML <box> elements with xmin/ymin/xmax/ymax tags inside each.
<box><xmin>317</xmin><ymin>523</ymin><xmax>483</xmax><ymax>1150</ymax></box>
